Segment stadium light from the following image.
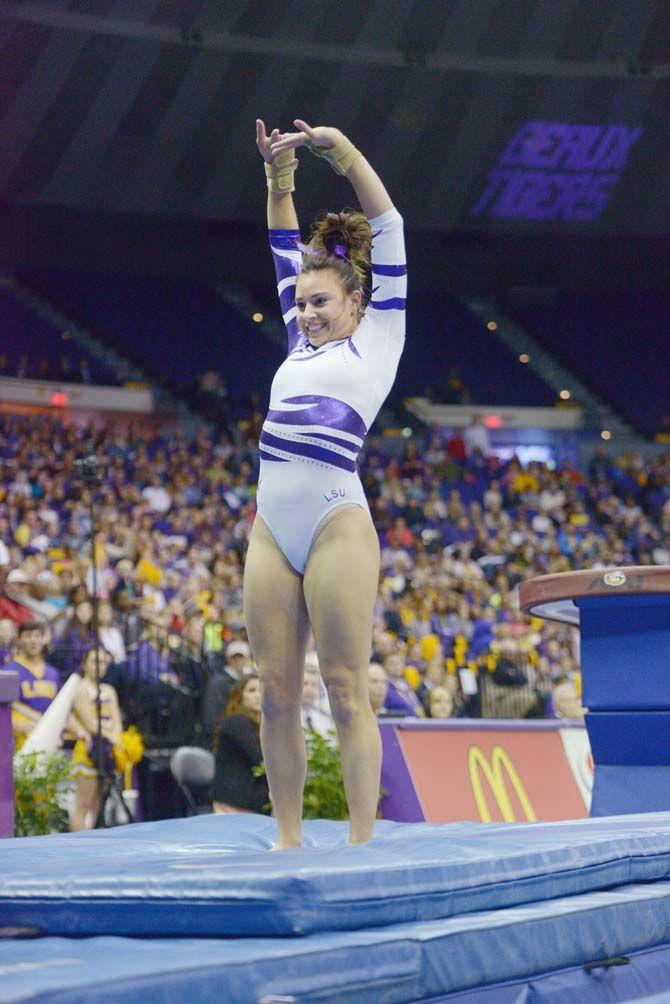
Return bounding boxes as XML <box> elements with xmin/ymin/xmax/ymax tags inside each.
<box><xmin>559</xmin><ymin>389</ymin><xmax>571</xmax><ymax>400</ymax></box>
<box><xmin>252</xmin><ymin>312</ymin><xmax>263</xmax><ymax>323</ymax></box>
<box><xmin>519</xmin><ymin>354</ymin><xmax>530</xmax><ymax>363</ymax></box>
<box><xmin>486</xmin><ymin>321</ymin><xmax>497</xmax><ymax>331</ymax></box>
<box><xmin>601</xmin><ymin>430</ymin><xmax>612</xmax><ymax>441</ymax></box>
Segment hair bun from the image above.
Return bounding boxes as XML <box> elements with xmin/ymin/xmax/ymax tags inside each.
<box><xmin>307</xmin><ymin>210</ymin><xmax>372</xmax><ymax>294</ymax></box>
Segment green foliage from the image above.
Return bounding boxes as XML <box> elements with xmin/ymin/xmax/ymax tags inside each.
<box><xmin>302</xmin><ymin>729</ymin><xmax>348</xmax><ymax>820</ymax></box>
<box><xmin>13</xmin><ymin>751</ymin><xmax>74</xmax><ymax>837</ymax></box>
<box><xmin>254</xmin><ymin>728</ymin><xmax>385</xmax><ymax>821</ymax></box>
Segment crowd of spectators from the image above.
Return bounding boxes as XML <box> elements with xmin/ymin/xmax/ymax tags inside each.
<box><xmin>2</xmin><ymin>411</ymin><xmax>670</xmax><ymax>787</ymax></box>
<box><xmin>0</xmin><ymin>350</ymin><xmax>98</xmax><ymax>385</ymax></box>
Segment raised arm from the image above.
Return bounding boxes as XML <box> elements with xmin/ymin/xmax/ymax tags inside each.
<box><xmin>256</xmin><ymin>119</ymin><xmax>299</xmax><ymax>231</ymax></box>
<box><xmin>257</xmin><ymin>119</ymin><xmax>304</xmax><ymax>354</ymax></box>
<box><xmin>344</xmin><ymin>154</ymin><xmax>394</xmax><ymax>220</ymax></box>
<box><xmin>269</xmin><ymin>119</ymin><xmax>394</xmax><ymax>220</ymax></box>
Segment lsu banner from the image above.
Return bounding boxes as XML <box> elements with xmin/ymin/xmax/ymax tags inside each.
<box><xmin>380</xmin><ymin>721</ymin><xmax>591</xmax><ymax>824</ymax></box>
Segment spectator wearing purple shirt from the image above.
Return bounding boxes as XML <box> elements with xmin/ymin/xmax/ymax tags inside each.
<box><xmin>8</xmin><ymin>620</ymin><xmax>61</xmax><ymax>746</ymax></box>
<box><xmin>382</xmin><ymin>652</ymin><xmax>423</xmax><ymax>717</ymax></box>
<box><xmin>368</xmin><ymin>662</ymin><xmax>417</xmax><ymax>718</ymax></box>
<box><xmin>2</xmin><ymin>411</ymin><xmax>670</xmax><ymax>746</ymax></box>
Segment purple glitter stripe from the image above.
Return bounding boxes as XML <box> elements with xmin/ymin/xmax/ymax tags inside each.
<box><xmin>260</xmin><ymin>430</ymin><xmax>356</xmax><ymax>472</ymax></box>
<box><xmin>307</xmin><ymin>431</ymin><xmax>361</xmax><ymax>452</ymax></box>
<box><xmin>279</xmin><ymin>282</ymin><xmax>296</xmax><ymax>315</ymax></box>
<box><xmin>369</xmin><ymin>296</ymin><xmax>406</xmax><ymax>311</ymax></box>
<box><xmin>269</xmin><ymin>229</ymin><xmax>301</xmax><ymax>250</ymax></box>
<box><xmin>259</xmin><ymin>449</ymin><xmax>289</xmax><ymax>463</ymax></box>
<box><xmin>349</xmin><ymin>340</ymin><xmax>361</xmax><ymax>358</ymax></box>
<box><xmin>272</xmin><ymin>249</ymin><xmax>301</xmax><ymax>285</ymax></box>
<box><xmin>372</xmin><ymin>263</ymin><xmax>407</xmax><ymax>276</ymax></box>
<box><xmin>286</xmin><ymin>317</ymin><xmax>302</xmax><ymax>355</ymax></box>
<box><xmin>266</xmin><ymin>395</ymin><xmax>367</xmax><ymax>438</ymax></box>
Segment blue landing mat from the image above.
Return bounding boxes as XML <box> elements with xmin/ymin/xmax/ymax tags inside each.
<box><xmin>431</xmin><ymin>960</ymin><xmax>670</xmax><ymax>1004</ymax></box>
<box><xmin>3</xmin><ymin>883</ymin><xmax>670</xmax><ymax>1002</ymax></box>
<box><xmin>6</xmin><ymin>813</ymin><xmax>670</xmax><ymax>936</ymax></box>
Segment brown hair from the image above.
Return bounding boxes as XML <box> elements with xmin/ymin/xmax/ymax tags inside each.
<box><xmin>211</xmin><ymin>673</ymin><xmax>261</xmax><ymax>750</ymax></box>
<box><xmin>301</xmin><ymin>210</ymin><xmax>372</xmax><ymax>311</ymax></box>
<box><xmin>224</xmin><ymin>673</ymin><xmax>258</xmax><ymax>717</ymax></box>
<box><xmin>17</xmin><ymin>619</ymin><xmax>44</xmax><ymax>636</ymax></box>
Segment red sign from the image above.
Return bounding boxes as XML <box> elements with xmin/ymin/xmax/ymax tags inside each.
<box><xmin>398</xmin><ymin>727</ymin><xmax>588</xmax><ymax>824</ymax></box>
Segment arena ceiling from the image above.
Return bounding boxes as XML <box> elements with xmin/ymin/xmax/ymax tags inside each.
<box><xmin>1</xmin><ymin>0</ymin><xmax>669</xmax><ymax>235</ymax></box>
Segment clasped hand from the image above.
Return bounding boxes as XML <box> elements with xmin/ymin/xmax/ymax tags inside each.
<box><xmin>256</xmin><ymin>118</ymin><xmax>343</xmax><ymax>163</ymax></box>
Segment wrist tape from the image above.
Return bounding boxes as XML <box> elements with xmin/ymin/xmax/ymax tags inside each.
<box><xmin>265</xmin><ymin>150</ymin><xmax>298</xmax><ymax>193</ymax></box>
<box><xmin>305</xmin><ymin>136</ymin><xmax>362</xmax><ymax>176</ymax></box>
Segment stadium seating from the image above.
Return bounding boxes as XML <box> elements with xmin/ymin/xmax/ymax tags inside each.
<box><xmin>507</xmin><ymin>293</ymin><xmax>670</xmax><ymax>437</ymax></box>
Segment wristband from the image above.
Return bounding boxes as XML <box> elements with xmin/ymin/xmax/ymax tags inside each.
<box><xmin>305</xmin><ymin>135</ymin><xmax>362</xmax><ymax>176</ymax></box>
<box><xmin>264</xmin><ymin>150</ymin><xmax>298</xmax><ymax>193</ymax></box>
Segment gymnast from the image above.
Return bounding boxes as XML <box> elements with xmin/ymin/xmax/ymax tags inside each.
<box><xmin>245</xmin><ymin>118</ymin><xmax>406</xmax><ymax>848</ymax></box>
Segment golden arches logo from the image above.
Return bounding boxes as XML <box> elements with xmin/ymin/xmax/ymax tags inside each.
<box><xmin>468</xmin><ymin>745</ymin><xmax>537</xmax><ymax>824</ymax></box>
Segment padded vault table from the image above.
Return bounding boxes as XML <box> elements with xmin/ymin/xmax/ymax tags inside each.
<box><xmin>520</xmin><ymin>565</ymin><xmax>670</xmax><ymax>817</ymax></box>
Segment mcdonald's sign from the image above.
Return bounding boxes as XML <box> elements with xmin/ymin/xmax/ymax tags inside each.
<box><xmin>380</xmin><ymin>723</ymin><xmax>589</xmax><ymax>824</ymax></box>
<box><xmin>468</xmin><ymin>745</ymin><xmax>537</xmax><ymax>823</ymax></box>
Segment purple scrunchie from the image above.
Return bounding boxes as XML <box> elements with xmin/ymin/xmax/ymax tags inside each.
<box><xmin>330</xmin><ymin>243</ymin><xmax>349</xmax><ymax>261</ymax></box>
<box><xmin>294</xmin><ymin>238</ymin><xmax>349</xmax><ymax>261</ymax></box>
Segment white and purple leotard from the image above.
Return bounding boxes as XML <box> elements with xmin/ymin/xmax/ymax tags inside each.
<box><xmin>257</xmin><ymin>207</ymin><xmax>406</xmax><ymax>574</ymax></box>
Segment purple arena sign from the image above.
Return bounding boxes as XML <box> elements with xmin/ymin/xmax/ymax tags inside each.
<box><xmin>472</xmin><ymin>121</ymin><xmax>643</xmax><ymax>222</ymax></box>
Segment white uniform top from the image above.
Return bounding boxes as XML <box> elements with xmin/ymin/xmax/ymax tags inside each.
<box><xmin>256</xmin><ymin>207</ymin><xmax>406</xmax><ymax>573</ymax></box>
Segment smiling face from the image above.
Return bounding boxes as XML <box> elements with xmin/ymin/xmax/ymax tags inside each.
<box><xmin>294</xmin><ymin>268</ymin><xmax>361</xmax><ymax>348</ymax></box>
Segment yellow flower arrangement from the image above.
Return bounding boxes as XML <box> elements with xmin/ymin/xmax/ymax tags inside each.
<box><xmin>113</xmin><ymin>726</ymin><xmax>145</xmax><ymax>790</ymax></box>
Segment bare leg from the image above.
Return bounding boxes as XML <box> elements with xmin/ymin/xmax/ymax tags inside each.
<box><xmin>70</xmin><ymin>774</ymin><xmax>100</xmax><ymax>831</ymax></box>
<box><xmin>304</xmin><ymin>507</ymin><xmax>381</xmax><ymax>845</ymax></box>
<box><xmin>243</xmin><ymin>515</ymin><xmax>311</xmax><ymax>849</ymax></box>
